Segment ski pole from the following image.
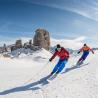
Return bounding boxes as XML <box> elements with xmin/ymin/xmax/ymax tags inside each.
<box><xmin>23</xmin><ymin>61</ymin><xmax>50</xmax><ymax>85</ymax></box>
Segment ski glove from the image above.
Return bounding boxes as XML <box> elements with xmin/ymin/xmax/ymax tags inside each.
<box><xmin>49</xmin><ymin>58</ymin><xmax>52</xmax><ymax>62</ymax></box>
<box><xmin>78</xmin><ymin>51</ymin><xmax>80</xmax><ymax>54</ymax></box>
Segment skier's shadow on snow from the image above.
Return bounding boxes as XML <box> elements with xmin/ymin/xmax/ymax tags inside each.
<box><xmin>0</xmin><ymin>63</ymin><xmax>89</xmax><ymax>95</ymax></box>
<box><xmin>62</xmin><ymin>63</ymin><xmax>89</xmax><ymax>74</ymax></box>
<box><xmin>0</xmin><ymin>75</ymin><xmax>50</xmax><ymax>95</ymax></box>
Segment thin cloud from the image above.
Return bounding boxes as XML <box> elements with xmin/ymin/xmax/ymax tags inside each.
<box><xmin>51</xmin><ymin>36</ymin><xmax>86</xmax><ymax>49</ymax></box>
<box><xmin>22</xmin><ymin>0</ymin><xmax>98</xmax><ymax>22</ymax></box>
<box><xmin>74</xmin><ymin>36</ymin><xmax>86</xmax><ymax>42</ymax></box>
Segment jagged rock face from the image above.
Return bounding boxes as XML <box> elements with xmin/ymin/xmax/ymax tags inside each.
<box><xmin>15</xmin><ymin>40</ymin><xmax>22</xmax><ymax>48</ymax></box>
<box><xmin>33</xmin><ymin>29</ymin><xmax>50</xmax><ymax>50</ymax></box>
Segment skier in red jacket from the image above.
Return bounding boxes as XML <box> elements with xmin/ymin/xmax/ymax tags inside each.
<box><xmin>49</xmin><ymin>44</ymin><xmax>69</xmax><ymax>76</ymax></box>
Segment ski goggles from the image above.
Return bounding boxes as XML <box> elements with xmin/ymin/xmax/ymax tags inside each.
<box><xmin>57</xmin><ymin>47</ymin><xmax>61</xmax><ymax>51</ymax></box>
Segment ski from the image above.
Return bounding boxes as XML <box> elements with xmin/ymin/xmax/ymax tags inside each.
<box><xmin>47</xmin><ymin>73</ymin><xmax>58</xmax><ymax>81</ymax></box>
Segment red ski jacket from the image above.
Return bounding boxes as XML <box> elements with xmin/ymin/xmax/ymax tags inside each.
<box><xmin>50</xmin><ymin>47</ymin><xmax>69</xmax><ymax>61</ymax></box>
<box><xmin>80</xmin><ymin>46</ymin><xmax>94</xmax><ymax>54</ymax></box>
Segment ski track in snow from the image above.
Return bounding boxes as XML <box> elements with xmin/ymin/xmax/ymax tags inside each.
<box><xmin>0</xmin><ymin>50</ymin><xmax>98</xmax><ymax>98</ymax></box>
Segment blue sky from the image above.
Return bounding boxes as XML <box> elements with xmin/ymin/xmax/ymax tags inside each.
<box><xmin>0</xmin><ymin>0</ymin><xmax>98</xmax><ymax>46</ymax></box>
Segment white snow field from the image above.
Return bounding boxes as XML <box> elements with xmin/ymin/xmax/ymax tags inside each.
<box><xmin>0</xmin><ymin>48</ymin><xmax>98</xmax><ymax>98</ymax></box>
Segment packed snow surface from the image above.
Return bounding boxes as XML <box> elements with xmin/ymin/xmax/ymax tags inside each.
<box><xmin>0</xmin><ymin>48</ymin><xmax>98</xmax><ymax>98</ymax></box>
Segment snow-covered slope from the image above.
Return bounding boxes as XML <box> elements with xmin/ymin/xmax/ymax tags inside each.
<box><xmin>0</xmin><ymin>46</ymin><xmax>98</xmax><ymax>98</ymax></box>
